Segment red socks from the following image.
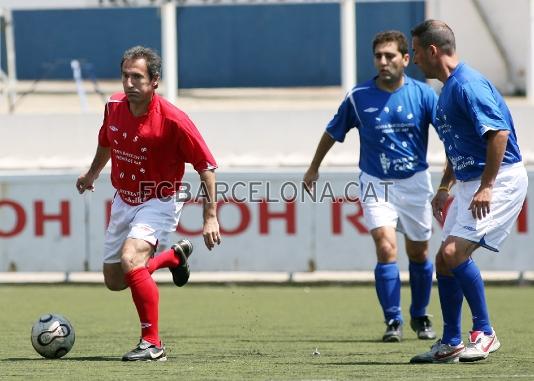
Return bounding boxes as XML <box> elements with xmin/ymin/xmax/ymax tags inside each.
<box><xmin>146</xmin><ymin>248</ymin><xmax>180</xmax><ymax>274</ymax></box>
<box><xmin>124</xmin><ymin>248</ymin><xmax>182</xmax><ymax>345</ymax></box>
<box><xmin>124</xmin><ymin>267</ymin><xmax>160</xmax><ymax>346</ymax></box>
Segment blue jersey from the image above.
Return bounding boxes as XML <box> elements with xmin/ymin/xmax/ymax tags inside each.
<box><xmin>326</xmin><ymin>76</ymin><xmax>437</xmax><ymax>179</ymax></box>
<box><xmin>435</xmin><ymin>62</ymin><xmax>522</xmax><ymax>181</ymax></box>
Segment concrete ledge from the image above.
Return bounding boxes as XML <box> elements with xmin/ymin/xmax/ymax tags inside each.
<box><xmin>1</xmin><ymin>271</ymin><xmax>533</xmax><ymax>285</ymax></box>
<box><xmin>189</xmin><ymin>272</ymin><xmax>290</xmax><ymax>283</ymax></box>
<box><xmin>291</xmin><ymin>271</ymin><xmax>376</xmax><ymax>283</ymax></box>
<box><xmin>0</xmin><ymin>272</ymin><xmax>67</xmax><ymax>283</ymax></box>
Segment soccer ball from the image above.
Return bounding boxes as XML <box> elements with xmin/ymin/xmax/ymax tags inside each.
<box><xmin>31</xmin><ymin>313</ymin><xmax>75</xmax><ymax>359</ymax></box>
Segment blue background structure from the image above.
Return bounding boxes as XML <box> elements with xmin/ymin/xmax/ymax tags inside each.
<box><xmin>9</xmin><ymin>1</ymin><xmax>424</xmax><ymax>87</ymax></box>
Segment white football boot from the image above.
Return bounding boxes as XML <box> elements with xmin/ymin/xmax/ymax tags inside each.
<box><xmin>459</xmin><ymin>329</ymin><xmax>501</xmax><ymax>362</ymax></box>
<box><xmin>410</xmin><ymin>339</ymin><xmax>465</xmax><ymax>364</ymax></box>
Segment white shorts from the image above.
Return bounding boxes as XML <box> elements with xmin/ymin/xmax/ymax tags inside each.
<box><xmin>103</xmin><ymin>194</ymin><xmax>184</xmax><ymax>264</ymax></box>
<box><xmin>359</xmin><ymin>170</ymin><xmax>433</xmax><ymax>241</ymax></box>
<box><xmin>442</xmin><ymin>162</ymin><xmax>528</xmax><ymax>252</ymax></box>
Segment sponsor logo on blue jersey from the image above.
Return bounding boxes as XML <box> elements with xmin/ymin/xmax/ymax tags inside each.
<box><xmin>325</xmin><ymin>76</ymin><xmax>437</xmax><ymax>180</ymax></box>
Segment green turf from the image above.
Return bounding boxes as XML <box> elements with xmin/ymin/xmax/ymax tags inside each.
<box><xmin>1</xmin><ymin>284</ymin><xmax>534</xmax><ymax>380</ymax></box>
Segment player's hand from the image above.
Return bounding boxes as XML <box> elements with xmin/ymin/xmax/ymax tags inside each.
<box><xmin>76</xmin><ymin>173</ymin><xmax>97</xmax><ymax>194</ymax></box>
<box><xmin>303</xmin><ymin>168</ymin><xmax>319</xmax><ymax>195</ymax></box>
<box><xmin>203</xmin><ymin>216</ymin><xmax>221</xmax><ymax>251</ymax></box>
<box><xmin>469</xmin><ymin>186</ymin><xmax>492</xmax><ymax>220</ymax></box>
<box><xmin>431</xmin><ymin>189</ymin><xmax>449</xmax><ymax>223</ymax></box>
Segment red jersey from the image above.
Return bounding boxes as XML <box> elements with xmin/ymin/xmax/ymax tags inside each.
<box><xmin>98</xmin><ymin>93</ymin><xmax>217</xmax><ymax>205</ymax></box>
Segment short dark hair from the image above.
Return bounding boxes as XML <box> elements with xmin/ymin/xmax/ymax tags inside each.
<box><xmin>372</xmin><ymin>31</ymin><xmax>408</xmax><ymax>55</ymax></box>
<box><xmin>120</xmin><ymin>46</ymin><xmax>162</xmax><ymax>80</ymax></box>
<box><xmin>411</xmin><ymin>20</ymin><xmax>456</xmax><ymax>55</ymax></box>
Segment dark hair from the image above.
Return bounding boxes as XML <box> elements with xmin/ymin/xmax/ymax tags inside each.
<box><xmin>372</xmin><ymin>31</ymin><xmax>408</xmax><ymax>55</ymax></box>
<box><xmin>411</xmin><ymin>19</ymin><xmax>456</xmax><ymax>55</ymax></box>
<box><xmin>120</xmin><ymin>46</ymin><xmax>162</xmax><ymax>80</ymax></box>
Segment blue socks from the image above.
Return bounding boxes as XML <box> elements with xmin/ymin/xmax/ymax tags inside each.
<box><xmin>374</xmin><ymin>262</ymin><xmax>402</xmax><ymax>323</ymax></box>
<box><xmin>452</xmin><ymin>258</ymin><xmax>492</xmax><ymax>335</ymax></box>
<box><xmin>375</xmin><ymin>258</ymin><xmax>489</xmax><ymax>340</ymax></box>
<box><xmin>437</xmin><ymin>274</ymin><xmax>463</xmax><ymax>346</ymax></box>
<box><xmin>438</xmin><ymin>258</ymin><xmax>492</xmax><ymax>345</ymax></box>
<box><xmin>409</xmin><ymin>260</ymin><xmax>433</xmax><ymax>318</ymax></box>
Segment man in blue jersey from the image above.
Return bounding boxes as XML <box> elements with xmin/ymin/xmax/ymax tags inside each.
<box><xmin>303</xmin><ymin>31</ymin><xmax>438</xmax><ymax>342</ymax></box>
<box><xmin>410</xmin><ymin>20</ymin><xmax>528</xmax><ymax>364</ymax></box>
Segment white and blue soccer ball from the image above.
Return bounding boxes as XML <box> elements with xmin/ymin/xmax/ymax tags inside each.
<box><xmin>31</xmin><ymin>313</ymin><xmax>75</xmax><ymax>359</ymax></box>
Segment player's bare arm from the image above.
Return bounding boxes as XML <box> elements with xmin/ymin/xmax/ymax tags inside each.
<box><xmin>469</xmin><ymin>129</ymin><xmax>510</xmax><ymax>219</ymax></box>
<box><xmin>432</xmin><ymin>158</ymin><xmax>456</xmax><ymax>223</ymax></box>
<box><xmin>76</xmin><ymin>145</ymin><xmax>111</xmax><ymax>194</ymax></box>
<box><xmin>303</xmin><ymin>132</ymin><xmax>336</xmax><ymax>192</ymax></box>
<box><xmin>200</xmin><ymin>169</ymin><xmax>221</xmax><ymax>250</ymax></box>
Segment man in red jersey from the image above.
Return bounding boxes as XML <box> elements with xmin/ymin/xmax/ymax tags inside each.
<box><xmin>76</xmin><ymin>46</ymin><xmax>220</xmax><ymax>362</ymax></box>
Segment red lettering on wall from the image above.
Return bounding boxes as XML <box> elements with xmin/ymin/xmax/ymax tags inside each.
<box><xmin>332</xmin><ymin>198</ymin><xmax>368</xmax><ymax>234</ymax></box>
<box><xmin>0</xmin><ymin>200</ymin><xmax>26</xmax><ymax>237</ymax></box>
<box><xmin>259</xmin><ymin>200</ymin><xmax>296</xmax><ymax>234</ymax></box>
<box><xmin>218</xmin><ymin>199</ymin><xmax>251</xmax><ymax>236</ymax></box>
<box><xmin>517</xmin><ymin>199</ymin><xmax>528</xmax><ymax>234</ymax></box>
<box><xmin>34</xmin><ymin>200</ymin><xmax>70</xmax><ymax>236</ymax></box>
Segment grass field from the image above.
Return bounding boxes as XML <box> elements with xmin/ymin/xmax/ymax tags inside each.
<box><xmin>1</xmin><ymin>284</ymin><xmax>534</xmax><ymax>380</ymax></box>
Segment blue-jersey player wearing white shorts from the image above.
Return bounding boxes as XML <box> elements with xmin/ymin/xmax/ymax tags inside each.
<box><xmin>304</xmin><ymin>31</ymin><xmax>439</xmax><ymax>342</ymax></box>
<box><xmin>410</xmin><ymin>20</ymin><xmax>528</xmax><ymax>364</ymax></box>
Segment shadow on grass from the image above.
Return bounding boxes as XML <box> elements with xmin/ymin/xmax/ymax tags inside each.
<box><xmin>178</xmin><ymin>335</ymin><xmax>421</xmax><ymax>345</ymax></box>
<box><xmin>239</xmin><ymin>338</ymin><xmax>397</xmax><ymax>344</ymax></box>
<box><xmin>314</xmin><ymin>361</ymin><xmax>411</xmax><ymax>366</ymax></box>
<box><xmin>3</xmin><ymin>356</ymin><xmax>118</xmax><ymax>362</ymax></box>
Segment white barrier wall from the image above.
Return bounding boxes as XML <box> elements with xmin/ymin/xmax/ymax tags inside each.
<box><xmin>0</xmin><ymin>170</ymin><xmax>532</xmax><ymax>272</ymax></box>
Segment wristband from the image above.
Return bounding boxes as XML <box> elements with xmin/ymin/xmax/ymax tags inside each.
<box><xmin>437</xmin><ymin>186</ymin><xmax>450</xmax><ymax>193</ymax></box>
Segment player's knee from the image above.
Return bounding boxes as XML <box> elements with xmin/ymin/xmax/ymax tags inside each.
<box><xmin>120</xmin><ymin>249</ymin><xmax>146</xmax><ymax>272</ymax></box>
<box><xmin>439</xmin><ymin>243</ymin><xmax>458</xmax><ymax>270</ymax></box>
<box><xmin>376</xmin><ymin>240</ymin><xmax>397</xmax><ymax>262</ymax></box>
<box><xmin>407</xmin><ymin>249</ymin><xmax>428</xmax><ymax>263</ymax></box>
<box><xmin>120</xmin><ymin>252</ymin><xmax>135</xmax><ymax>272</ymax></box>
